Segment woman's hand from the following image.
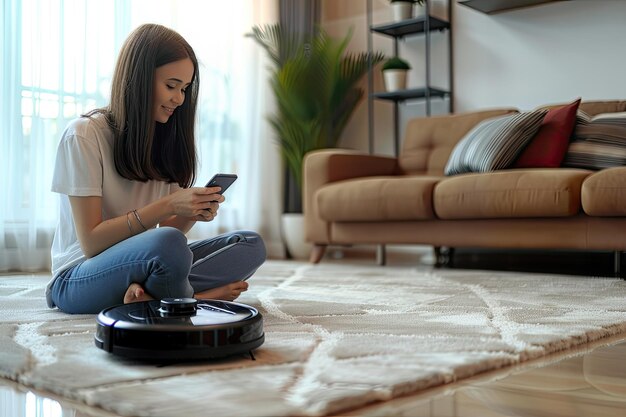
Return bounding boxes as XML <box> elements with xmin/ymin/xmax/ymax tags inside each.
<box><xmin>167</xmin><ymin>187</ymin><xmax>224</xmax><ymax>222</ymax></box>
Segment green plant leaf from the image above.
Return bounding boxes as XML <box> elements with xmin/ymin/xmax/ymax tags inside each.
<box><xmin>250</xmin><ymin>24</ymin><xmax>385</xmax><ymax>196</ymax></box>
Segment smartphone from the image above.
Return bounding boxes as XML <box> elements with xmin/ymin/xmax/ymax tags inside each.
<box><xmin>205</xmin><ymin>173</ymin><xmax>238</xmax><ymax>195</ymax></box>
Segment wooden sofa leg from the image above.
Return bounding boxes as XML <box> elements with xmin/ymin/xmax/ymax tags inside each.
<box><xmin>309</xmin><ymin>244</ymin><xmax>327</xmax><ymax>264</ymax></box>
<box><xmin>615</xmin><ymin>250</ymin><xmax>622</xmax><ymax>278</ymax></box>
<box><xmin>376</xmin><ymin>245</ymin><xmax>386</xmax><ymax>266</ymax></box>
<box><xmin>434</xmin><ymin>246</ymin><xmax>443</xmax><ymax>267</ymax></box>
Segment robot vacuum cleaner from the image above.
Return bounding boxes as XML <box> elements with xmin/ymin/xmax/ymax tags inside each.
<box><xmin>95</xmin><ymin>298</ymin><xmax>264</xmax><ymax>361</ymax></box>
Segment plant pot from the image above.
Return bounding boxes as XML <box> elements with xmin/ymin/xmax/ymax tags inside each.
<box><xmin>383</xmin><ymin>69</ymin><xmax>408</xmax><ymax>92</ymax></box>
<box><xmin>281</xmin><ymin>213</ymin><xmax>312</xmax><ymax>260</ymax></box>
<box><xmin>391</xmin><ymin>2</ymin><xmax>413</xmax><ymax>22</ymax></box>
<box><xmin>414</xmin><ymin>4</ymin><xmax>426</xmax><ymax>17</ymax></box>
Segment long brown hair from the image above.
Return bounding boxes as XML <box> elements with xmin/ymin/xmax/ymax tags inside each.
<box><xmin>88</xmin><ymin>23</ymin><xmax>199</xmax><ymax>187</ymax></box>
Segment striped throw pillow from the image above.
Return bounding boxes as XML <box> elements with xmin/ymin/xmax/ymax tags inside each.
<box><xmin>562</xmin><ymin>111</ymin><xmax>626</xmax><ymax>169</ymax></box>
<box><xmin>444</xmin><ymin>110</ymin><xmax>547</xmax><ymax>176</ymax></box>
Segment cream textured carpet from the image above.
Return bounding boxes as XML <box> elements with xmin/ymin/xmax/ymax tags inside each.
<box><xmin>2</xmin><ymin>260</ymin><xmax>626</xmax><ymax>416</ymax></box>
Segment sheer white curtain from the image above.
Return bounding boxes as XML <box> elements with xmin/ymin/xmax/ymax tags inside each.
<box><xmin>0</xmin><ymin>0</ymin><xmax>283</xmax><ymax>272</ymax></box>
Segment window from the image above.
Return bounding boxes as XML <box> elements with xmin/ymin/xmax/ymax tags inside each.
<box><xmin>1</xmin><ymin>0</ymin><xmax>278</xmax><ymax>271</ymax></box>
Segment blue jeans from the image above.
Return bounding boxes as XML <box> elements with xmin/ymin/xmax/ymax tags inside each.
<box><xmin>50</xmin><ymin>227</ymin><xmax>266</xmax><ymax>314</ymax></box>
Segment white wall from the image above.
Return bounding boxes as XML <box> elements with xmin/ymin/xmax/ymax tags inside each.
<box><xmin>321</xmin><ymin>0</ymin><xmax>626</xmax><ymax>155</ymax></box>
<box><xmin>455</xmin><ymin>0</ymin><xmax>626</xmax><ymax>112</ymax></box>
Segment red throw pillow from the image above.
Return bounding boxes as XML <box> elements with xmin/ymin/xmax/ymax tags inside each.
<box><xmin>514</xmin><ymin>98</ymin><xmax>581</xmax><ymax>168</ymax></box>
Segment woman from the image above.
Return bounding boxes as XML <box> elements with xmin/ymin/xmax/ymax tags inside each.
<box><xmin>48</xmin><ymin>24</ymin><xmax>266</xmax><ymax>314</ymax></box>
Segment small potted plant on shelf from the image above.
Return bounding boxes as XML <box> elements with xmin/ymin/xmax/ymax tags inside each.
<box><xmin>382</xmin><ymin>56</ymin><xmax>411</xmax><ymax>92</ymax></box>
<box><xmin>390</xmin><ymin>0</ymin><xmax>426</xmax><ymax>22</ymax></box>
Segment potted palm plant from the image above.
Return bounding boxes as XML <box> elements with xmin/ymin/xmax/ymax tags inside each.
<box><xmin>250</xmin><ymin>24</ymin><xmax>384</xmax><ymax>257</ymax></box>
<box><xmin>382</xmin><ymin>56</ymin><xmax>411</xmax><ymax>92</ymax></box>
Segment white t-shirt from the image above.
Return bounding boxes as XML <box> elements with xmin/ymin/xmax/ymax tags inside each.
<box><xmin>48</xmin><ymin>114</ymin><xmax>181</xmax><ymax>306</ymax></box>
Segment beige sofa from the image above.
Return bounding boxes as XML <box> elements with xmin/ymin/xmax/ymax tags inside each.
<box><xmin>303</xmin><ymin>101</ymin><xmax>626</xmax><ymax>271</ymax></box>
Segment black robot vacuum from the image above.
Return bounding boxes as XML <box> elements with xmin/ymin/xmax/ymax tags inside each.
<box><xmin>95</xmin><ymin>298</ymin><xmax>264</xmax><ymax>361</ymax></box>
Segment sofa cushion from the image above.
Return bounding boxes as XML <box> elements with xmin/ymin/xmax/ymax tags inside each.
<box><xmin>316</xmin><ymin>176</ymin><xmax>440</xmax><ymax>221</ymax></box>
<box><xmin>562</xmin><ymin>112</ymin><xmax>626</xmax><ymax>170</ymax></box>
<box><xmin>434</xmin><ymin>169</ymin><xmax>592</xmax><ymax>219</ymax></box>
<box><xmin>582</xmin><ymin>167</ymin><xmax>626</xmax><ymax>216</ymax></box>
<box><xmin>514</xmin><ymin>98</ymin><xmax>580</xmax><ymax>168</ymax></box>
<box><xmin>444</xmin><ymin>110</ymin><xmax>547</xmax><ymax>176</ymax></box>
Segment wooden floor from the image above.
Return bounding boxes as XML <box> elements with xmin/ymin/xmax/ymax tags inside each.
<box><xmin>339</xmin><ymin>333</ymin><xmax>626</xmax><ymax>417</ymax></box>
<box><xmin>2</xmin><ymin>246</ymin><xmax>626</xmax><ymax>417</ymax></box>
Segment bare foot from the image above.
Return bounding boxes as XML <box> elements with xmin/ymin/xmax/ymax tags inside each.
<box><xmin>123</xmin><ymin>283</ymin><xmax>154</xmax><ymax>304</ymax></box>
<box><xmin>194</xmin><ymin>281</ymin><xmax>249</xmax><ymax>301</ymax></box>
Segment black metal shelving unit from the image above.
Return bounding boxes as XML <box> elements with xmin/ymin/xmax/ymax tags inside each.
<box><xmin>366</xmin><ymin>0</ymin><xmax>454</xmax><ymax>156</ymax></box>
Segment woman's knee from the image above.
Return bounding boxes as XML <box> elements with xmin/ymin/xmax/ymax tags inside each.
<box><xmin>232</xmin><ymin>230</ymin><xmax>266</xmax><ymax>266</ymax></box>
<box><xmin>137</xmin><ymin>227</ymin><xmax>194</xmax><ymax>297</ymax></box>
<box><xmin>142</xmin><ymin>227</ymin><xmax>193</xmax><ymax>276</ymax></box>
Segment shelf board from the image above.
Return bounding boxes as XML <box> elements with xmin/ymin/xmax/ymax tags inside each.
<box><xmin>371</xmin><ymin>16</ymin><xmax>450</xmax><ymax>38</ymax></box>
<box><xmin>372</xmin><ymin>87</ymin><xmax>450</xmax><ymax>102</ymax></box>
<box><xmin>458</xmin><ymin>0</ymin><xmax>566</xmax><ymax>14</ymax></box>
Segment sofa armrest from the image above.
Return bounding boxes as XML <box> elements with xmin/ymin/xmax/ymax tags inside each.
<box><xmin>303</xmin><ymin>149</ymin><xmax>399</xmax><ymax>244</ymax></box>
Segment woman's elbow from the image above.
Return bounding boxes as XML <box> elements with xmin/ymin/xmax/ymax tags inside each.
<box><xmin>79</xmin><ymin>241</ymin><xmax>101</xmax><ymax>259</ymax></box>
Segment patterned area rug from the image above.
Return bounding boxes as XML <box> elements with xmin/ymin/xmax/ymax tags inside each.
<box><xmin>2</xmin><ymin>260</ymin><xmax>626</xmax><ymax>417</ymax></box>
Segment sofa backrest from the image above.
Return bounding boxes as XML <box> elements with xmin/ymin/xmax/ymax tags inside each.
<box><xmin>399</xmin><ymin>108</ymin><xmax>518</xmax><ymax>176</ymax></box>
<box><xmin>537</xmin><ymin>100</ymin><xmax>626</xmax><ymax>115</ymax></box>
<box><xmin>398</xmin><ymin>101</ymin><xmax>626</xmax><ymax>176</ymax></box>
<box><xmin>566</xmin><ymin>100</ymin><xmax>626</xmax><ymax>116</ymax></box>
